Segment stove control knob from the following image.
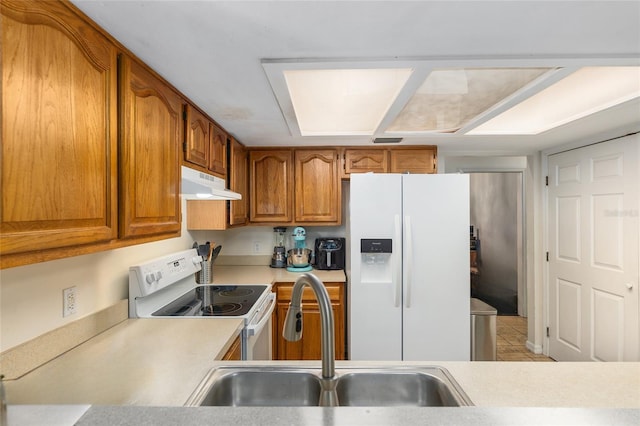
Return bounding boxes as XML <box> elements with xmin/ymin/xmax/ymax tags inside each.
<box><xmin>192</xmin><ymin>256</ymin><xmax>203</xmax><ymax>265</ymax></box>
<box><xmin>145</xmin><ymin>273</ymin><xmax>155</xmax><ymax>284</ymax></box>
<box><xmin>155</xmin><ymin>271</ymin><xmax>163</xmax><ymax>281</ymax></box>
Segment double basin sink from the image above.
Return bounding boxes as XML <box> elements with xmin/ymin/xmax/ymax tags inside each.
<box><xmin>185</xmin><ymin>366</ymin><xmax>473</xmax><ymax>407</ymax></box>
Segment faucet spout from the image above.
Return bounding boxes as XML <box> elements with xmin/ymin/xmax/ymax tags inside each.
<box><xmin>283</xmin><ymin>273</ymin><xmax>337</xmax><ymax>405</ymax></box>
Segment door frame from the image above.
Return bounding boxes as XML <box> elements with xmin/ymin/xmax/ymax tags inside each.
<box><xmin>542</xmin><ymin>131</ymin><xmax>640</xmax><ymax>357</ymax></box>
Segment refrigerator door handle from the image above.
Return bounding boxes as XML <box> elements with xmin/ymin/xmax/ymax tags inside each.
<box><xmin>405</xmin><ymin>215</ymin><xmax>412</xmax><ymax>309</ymax></box>
<box><xmin>394</xmin><ymin>214</ymin><xmax>402</xmax><ymax>308</ymax></box>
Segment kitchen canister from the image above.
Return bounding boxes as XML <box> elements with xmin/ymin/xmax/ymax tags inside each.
<box><xmin>196</xmin><ymin>260</ymin><xmax>214</xmax><ymax>284</ymax></box>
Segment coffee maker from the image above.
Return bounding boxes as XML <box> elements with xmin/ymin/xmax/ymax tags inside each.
<box><xmin>270</xmin><ymin>227</ymin><xmax>287</xmax><ymax>268</ymax></box>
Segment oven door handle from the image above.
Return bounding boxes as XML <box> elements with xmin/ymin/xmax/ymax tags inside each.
<box><xmin>246</xmin><ymin>293</ymin><xmax>276</xmax><ymax>337</ymax></box>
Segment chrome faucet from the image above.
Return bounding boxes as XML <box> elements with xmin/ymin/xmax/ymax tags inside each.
<box><xmin>1</xmin><ymin>374</ymin><xmax>7</xmax><ymax>426</ymax></box>
<box><xmin>283</xmin><ymin>273</ymin><xmax>338</xmax><ymax>406</ymax></box>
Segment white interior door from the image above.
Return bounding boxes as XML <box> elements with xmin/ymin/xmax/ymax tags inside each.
<box><xmin>548</xmin><ymin>135</ymin><xmax>639</xmax><ymax>361</ymax></box>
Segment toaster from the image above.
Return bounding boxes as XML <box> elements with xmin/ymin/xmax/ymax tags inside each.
<box><xmin>314</xmin><ymin>238</ymin><xmax>346</xmax><ymax>270</ymax></box>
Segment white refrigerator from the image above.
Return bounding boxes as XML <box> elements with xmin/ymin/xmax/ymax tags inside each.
<box><xmin>349</xmin><ymin>173</ymin><xmax>470</xmax><ymax>361</ymax></box>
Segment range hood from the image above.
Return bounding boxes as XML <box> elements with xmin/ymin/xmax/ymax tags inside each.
<box><xmin>181</xmin><ymin>166</ymin><xmax>242</xmax><ymax>200</ymax></box>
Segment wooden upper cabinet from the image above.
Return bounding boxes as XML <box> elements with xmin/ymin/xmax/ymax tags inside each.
<box><xmin>249</xmin><ymin>150</ymin><xmax>293</xmax><ymax>223</ymax></box>
<box><xmin>0</xmin><ymin>0</ymin><xmax>119</xmax><ymax>257</ymax></box>
<box><xmin>183</xmin><ymin>105</ymin><xmax>227</xmax><ymax>179</ymax></box>
<box><xmin>342</xmin><ymin>146</ymin><xmax>438</xmax><ymax>178</ymax></box>
<box><xmin>229</xmin><ymin>138</ymin><xmax>249</xmax><ymax>226</ymax></box>
<box><xmin>184</xmin><ymin>105</ymin><xmax>209</xmax><ymax>169</ymax></box>
<box><xmin>186</xmin><ymin>137</ymin><xmax>248</xmax><ymax>230</ymax></box>
<box><xmin>294</xmin><ymin>150</ymin><xmax>340</xmax><ymax>223</ymax></box>
<box><xmin>119</xmin><ymin>55</ymin><xmax>182</xmax><ymax>239</ymax></box>
<box><xmin>209</xmin><ymin>124</ymin><xmax>228</xmax><ymax>178</ymax></box>
<box><xmin>344</xmin><ymin>149</ymin><xmax>388</xmax><ymax>176</ymax></box>
<box><xmin>389</xmin><ymin>148</ymin><xmax>437</xmax><ymax>174</ymax></box>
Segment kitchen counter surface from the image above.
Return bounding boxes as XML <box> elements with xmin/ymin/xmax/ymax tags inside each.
<box><xmin>4</xmin><ymin>318</ymin><xmax>243</xmax><ymax>406</ymax></box>
<box><xmin>8</xmin><ymin>405</ymin><xmax>640</xmax><ymax>426</ymax></box>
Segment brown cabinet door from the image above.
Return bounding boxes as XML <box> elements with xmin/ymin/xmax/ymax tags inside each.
<box><xmin>249</xmin><ymin>150</ymin><xmax>293</xmax><ymax>223</ymax></box>
<box><xmin>221</xmin><ymin>335</ymin><xmax>242</xmax><ymax>360</ymax></box>
<box><xmin>1</xmin><ymin>0</ymin><xmax>118</xmax><ymax>256</ymax></box>
<box><xmin>389</xmin><ymin>148</ymin><xmax>437</xmax><ymax>174</ymax></box>
<box><xmin>208</xmin><ymin>123</ymin><xmax>228</xmax><ymax>178</ymax></box>
<box><xmin>276</xmin><ymin>303</ymin><xmax>345</xmax><ymax>360</ymax></box>
<box><xmin>273</xmin><ymin>282</ymin><xmax>346</xmax><ymax>361</ymax></box>
<box><xmin>344</xmin><ymin>149</ymin><xmax>388</xmax><ymax>176</ymax></box>
<box><xmin>229</xmin><ymin>138</ymin><xmax>249</xmax><ymax>226</ymax></box>
<box><xmin>294</xmin><ymin>149</ymin><xmax>340</xmax><ymax>223</ymax></box>
<box><xmin>119</xmin><ymin>56</ymin><xmax>182</xmax><ymax>238</ymax></box>
<box><xmin>184</xmin><ymin>104</ymin><xmax>209</xmax><ymax>169</ymax></box>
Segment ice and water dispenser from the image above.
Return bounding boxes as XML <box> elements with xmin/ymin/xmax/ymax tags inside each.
<box><xmin>360</xmin><ymin>239</ymin><xmax>393</xmax><ymax>283</ymax></box>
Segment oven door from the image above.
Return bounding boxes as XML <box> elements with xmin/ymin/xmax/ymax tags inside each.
<box><xmin>242</xmin><ymin>292</ymin><xmax>276</xmax><ymax>360</ymax></box>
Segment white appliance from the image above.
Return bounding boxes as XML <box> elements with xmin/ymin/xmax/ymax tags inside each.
<box><xmin>129</xmin><ymin>249</ymin><xmax>275</xmax><ymax>360</ymax></box>
<box><xmin>350</xmin><ymin>173</ymin><xmax>470</xmax><ymax>361</ymax></box>
<box><xmin>181</xmin><ymin>165</ymin><xmax>242</xmax><ymax>200</ymax></box>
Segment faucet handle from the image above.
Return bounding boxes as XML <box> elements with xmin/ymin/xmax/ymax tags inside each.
<box><xmin>283</xmin><ymin>305</ymin><xmax>303</xmax><ymax>341</ymax></box>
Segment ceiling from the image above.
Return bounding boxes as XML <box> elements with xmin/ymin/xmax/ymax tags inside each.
<box><xmin>71</xmin><ymin>1</ymin><xmax>640</xmax><ymax>155</ymax></box>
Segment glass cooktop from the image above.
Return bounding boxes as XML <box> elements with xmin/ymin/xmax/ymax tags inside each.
<box><xmin>152</xmin><ymin>285</ymin><xmax>268</xmax><ymax>317</ymax></box>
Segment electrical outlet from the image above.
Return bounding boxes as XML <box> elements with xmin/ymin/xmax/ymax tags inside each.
<box><xmin>63</xmin><ymin>286</ymin><xmax>77</xmax><ymax>317</ymax></box>
<box><xmin>253</xmin><ymin>241</ymin><xmax>261</xmax><ymax>253</ymax></box>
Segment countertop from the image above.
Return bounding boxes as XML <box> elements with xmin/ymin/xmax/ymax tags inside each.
<box><xmin>4</xmin><ymin>318</ymin><xmax>244</xmax><ymax>406</ymax></box>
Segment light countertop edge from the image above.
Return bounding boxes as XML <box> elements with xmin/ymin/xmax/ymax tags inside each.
<box><xmin>4</xmin><ymin>318</ymin><xmax>244</xmax><ymax>407</ymax></box>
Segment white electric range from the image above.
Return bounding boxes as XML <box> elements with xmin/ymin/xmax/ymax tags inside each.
<box><xmin>128</xmin><ymin>249</ymin><xmax>275</xmax><ymax>360</ymax></box>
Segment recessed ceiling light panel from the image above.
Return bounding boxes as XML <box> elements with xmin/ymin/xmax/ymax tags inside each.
<box><xmin>387</xmin><ymin>68</ymin><xmax>551</xmax><ymax>133</ymax></box>
<box><xmin>467</xmin><ymin>66</ymin><xmax>640</xmax><ymax>135</ymax></box>
<box><xmin>284</xmin><ymin>68</ymin><xmax>412</xmax><ymax>136</ymax></box>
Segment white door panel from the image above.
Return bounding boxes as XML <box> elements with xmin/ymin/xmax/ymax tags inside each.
<box><xmin>556</xmin><ymin>278</ymin><xmax>582</xmax><ymax>354</ymax></box>
<box><xmin>350</xmin><ymin>174</ymin><xmax>403</xmax><ymax>360</ymax></box>
<box><xmin>402</xmin><ymin>174</ymin><xmax>470</xmax><ymax>361</ymax></box>
<box><xmin>592</xmin><ymin>288</ymin><xmax>624</xmax><ymax>361</ymax></box>
<box><xmin>548</xmin><ymin>135</ymin><xmax>639</xmax><ymax>361</ymax></box>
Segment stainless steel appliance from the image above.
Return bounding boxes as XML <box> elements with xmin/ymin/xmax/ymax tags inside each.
<box><xmin>470</xmin><ymin>298</ymin><xmax>497</xmax><ymax>361</ymax></box>
<box><xmin>129</xmin><ymin>249</ymin><xmax>275</xmax><ymax>360</ymax></box>
<box><xmin>314</xmin><ymin>238</ymin><xmax>345</xmax><ymax>270</ymax></box>
<box><xmin>270</xmin><ymin>226</ymin><xmax>287</xmax><ymax>268</ymax></box>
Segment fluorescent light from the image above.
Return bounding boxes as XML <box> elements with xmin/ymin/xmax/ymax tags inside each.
<box><xmin>284</xmin><ymin>68</ymin><xmax>412</xmax><ymax>136</ymax></box>
<box><xmin>467</xmin><ymin>67</ymin><xmax>640</xmax><ymax>135</ymax></box>
<box><xmin>388</xmin><ymin>68</ymin><xmax>550</xmax><ymax>133</ymax></box>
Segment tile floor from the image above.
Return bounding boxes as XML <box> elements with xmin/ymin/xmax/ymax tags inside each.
<box><xmin>497</xmin><ymin>315</ymin><xmax>554</xmax><ymax>361</ymax></box>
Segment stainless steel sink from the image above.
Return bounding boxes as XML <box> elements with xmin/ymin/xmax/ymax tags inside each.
<box><xmin>186</xmin><ymin>368</ymin><xmax>322</xmax><ymax>406</ymax></box>
<box><xmin>185</xmin><ymin>366</ymin><xmax>473</xmax><ymax>407</ymax></box>
<box><xmin>335</xmin><ymin>369</ymin><xmax>468</xmax><ymax>407</ymax></box>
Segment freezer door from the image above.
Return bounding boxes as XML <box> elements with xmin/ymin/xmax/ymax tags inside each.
<box><xmin>402</xmin><ymin>174</ymin><xmax>470</xmax><ymax>361</ymax></box>
<box><xmin>350</xmin><ymin>174</ymin><xmax>403</xmax><ymax>360</ymax></box>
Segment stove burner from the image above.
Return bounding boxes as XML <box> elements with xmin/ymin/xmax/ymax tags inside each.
<box><xmin>219</xmin><ymin>287</ymin><xmax>255</xmax><ymax>298</ymax></box>
<box><xmin>203</xmin><ymin>302</ymin><xmax>243</xmax><ymax>316</ymax></box>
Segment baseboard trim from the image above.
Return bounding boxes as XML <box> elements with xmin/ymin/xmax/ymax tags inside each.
<box><xmin>526</xmin><ymin>340</ymin><xmax>543</xmax><ymax>355</ymax></box>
